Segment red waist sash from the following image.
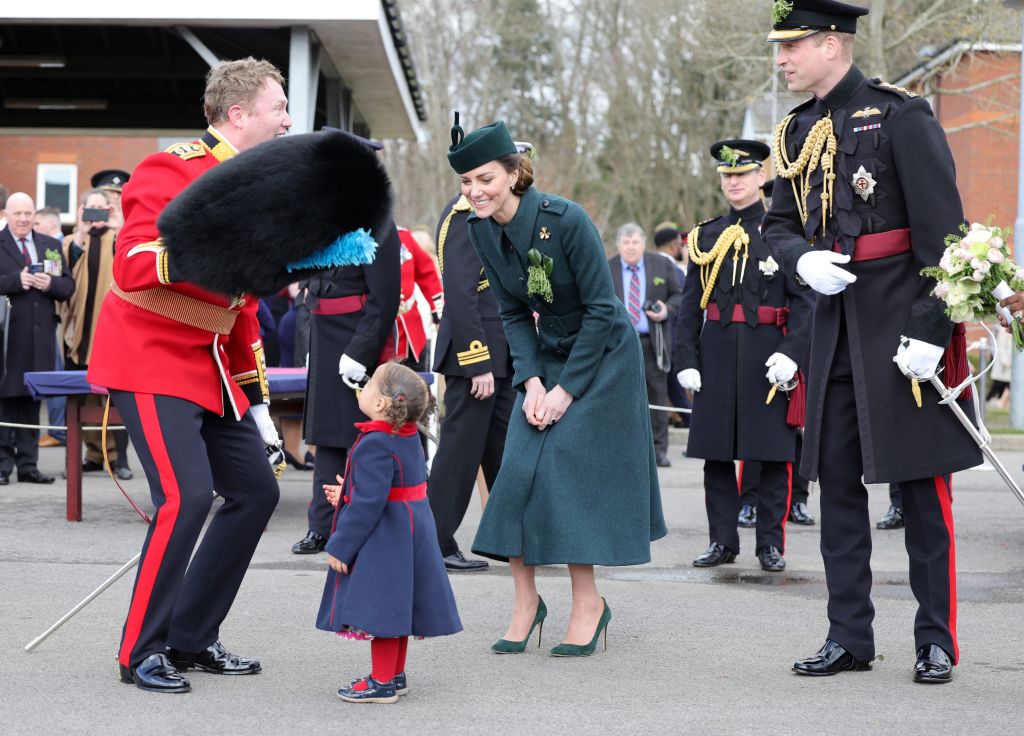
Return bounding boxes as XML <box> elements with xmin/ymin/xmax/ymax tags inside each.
<box><xmin>833</xmin><ymin>228</ymin><xmax>912</xmax><ymax>262</ymax></box>
<box><xmin>389</xmin><ymin>483</ymin><xmax>427</xmax><ymax>502</ymax></box>
<box><xmin>312</xmin><ymin>294</ymin><xmax>367</xmax><ymax>315</ymax></box>
<box><xmin>706</xmin><ymin>303</ymin><xmax>789</xmax><ymax>327</ymax></box>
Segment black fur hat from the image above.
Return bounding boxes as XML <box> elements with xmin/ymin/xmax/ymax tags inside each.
<box><xmin>158</xmin><ymin>130</ymin><xmax>393</xmax><ymax>296</ymax></box>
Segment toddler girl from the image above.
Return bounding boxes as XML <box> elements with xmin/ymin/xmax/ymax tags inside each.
<box><xmin>316</xmin><ymin>361</ymin><xmax>461</xmax><ymax>703</ymax></box>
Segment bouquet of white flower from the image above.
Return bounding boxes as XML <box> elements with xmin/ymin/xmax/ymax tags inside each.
<box><xmin>921</xmin><ymin>222</ymin><xmax>1024</xmax><ymax>349</ymax></box>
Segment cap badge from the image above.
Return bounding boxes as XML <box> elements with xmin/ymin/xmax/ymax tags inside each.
<box><xmin>772</xmin><ymin>0</ymin><xmax>794</xmax><ymax>24</ymax></box>
<box><xmin>851</xmin><ymin>166</ymin><xmax>877</xmax><ymax>202</ymax></box>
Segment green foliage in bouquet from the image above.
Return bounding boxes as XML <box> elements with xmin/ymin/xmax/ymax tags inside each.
<box><xmin>527</xmin><ymin>248</ymin><xmax>555</xmax><ymax>303</ymax></box>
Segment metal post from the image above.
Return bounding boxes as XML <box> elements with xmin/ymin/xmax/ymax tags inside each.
<box><xmin>1010</xmin><ymin>9</ymin><xmax>1024</xmax><ymax>427</ymax></box>
<box><xmin>288</xmin><ymin>27</ymin><xmax>314</xmax><ymax>134</ymax></box>
<box><xmin>978</xmin><ymin>337</ymin><xmax>989</xmax><ymax>426</ymax></box>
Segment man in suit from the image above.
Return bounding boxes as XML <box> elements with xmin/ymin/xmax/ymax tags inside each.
<box><xmin>0</xmin><ymin>192</ymin><xmax>75</xmax><ymax>485</ymax></box>
<box><xmin>609</xmin><ymin>224</ymin><xmax>682</xmax><ymax>467</ymax></box>
<box><xmin>653</xmin><ymin>226</ymin><xmax>691</xmax><ymax>429</ymax></box>
<box><xmin>427</xmin><ymin>193</ymin><xmax>515</xmax><ymax>571</ymax></box>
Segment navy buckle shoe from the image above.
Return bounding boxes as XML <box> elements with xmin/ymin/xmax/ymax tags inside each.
<box><xmin>352</xmin><ymin>672</ymin><xmax>408</xmax><ymax>696</ymax></box>
<box><xmin>338</xmin><ymin>676</ymin><xmax>399</xmax><ymax>704</ymax></box>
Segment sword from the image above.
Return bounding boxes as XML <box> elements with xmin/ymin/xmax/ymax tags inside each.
<box><xmin>929</xmin><ymin>373</ymin><xmax>1024</xmax><ymax>508</ymax></box>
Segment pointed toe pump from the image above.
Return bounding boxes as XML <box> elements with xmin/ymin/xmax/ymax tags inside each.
<box><xmin>550</xmin><ymin>599</ymin><xmax>611</xmax><ymax>657</ymax></box>
<box><xmin>492</xmin><ymin>596</ymin><xmax>547</xmax><ymax>654</ymax></box>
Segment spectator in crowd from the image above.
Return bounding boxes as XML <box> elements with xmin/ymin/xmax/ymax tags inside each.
<box><xmin>90</xmin><ymin>169</ymin><xmax>130</xmax><ymax>229</ymax></box>
<box><xmin>0</xmin><ymin>185</ymin><xmax>8</xmax><ymax>230</ymax></box>
<box><xmin>32</xmin><ymin>207</ymin><xmax>68</xmax><ymax>448</ymax></box>
<box><xmin>63</xmin><ymin>189</ymin><xmax>133</xmax><ymax>480</ymax></box>
<box><xmin>653</xmin><ymin>225</ymin><xmax>690</xmax><ymax>428</ymax></box>
<box><xmin>275</xmin><ymin>282</ymin><xmax>314</xmax><ymax>471</ymax></box>
<box><xmin>609</xmin><ymin>223</ymin><xmax>682</xmax><ymax>467</ymax></box>
<box><xmin>0</xmin><ymin>192</ymin><xmax>75</xmax><ymax>485</ymax></box>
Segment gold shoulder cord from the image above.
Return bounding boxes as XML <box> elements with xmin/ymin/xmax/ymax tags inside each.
<box><xmin>436</xmin><ymin>195</ymin><xmax>473</xmax><ymax>278</ymax></box>
<box><xmin>687</xmin><ymin>223</ymin><xmax>750</xmax><ymax>309</ymax></box>
<box><xmin>772</xmin><ymin>113</ymin><xmax>837</xmax><ymax>236</ymax></box>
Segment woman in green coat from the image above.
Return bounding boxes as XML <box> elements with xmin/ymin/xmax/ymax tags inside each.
<box><xmin>447</xmin><ymin>118</ymin><xmax>667</xmax><ymax>657</ymax></box>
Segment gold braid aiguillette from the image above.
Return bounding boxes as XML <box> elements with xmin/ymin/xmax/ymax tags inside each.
<box><xmin>688</xmin><ymin>223</ymin><xmax>750</xmax><ymax>309</ymax></box>
<box><xmin>772</xmin><ymin>113</ymin><xmax>837</xmax><ymax>237</ymax></box>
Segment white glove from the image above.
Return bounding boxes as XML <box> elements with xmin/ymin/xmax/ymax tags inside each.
<box><xmin>678</xmin><ymin>368</ymin><xmax>702</xmax><ymax>392</ymax></box>
<box><xmin>893</xmin><ymin>337</ymin><xmax>945</xmax><ymax>380</ymax></box>
<box><xmin>765</xmin><ymin>352</ymin><xmax>798</xmax><ymax>385</ymax></box>
<box><xmin>249</xmin><ymin>403</ymin><xmax>281</xmax><ymax>447</ymax></box>
<box><xmin>338</xmin><ymin>353</ymin><xmax>369</xmax><ymax>389</ymax></box>
<box><xmin>796</xmin><ymin>250</ymin><xmax>857</xmax><ymax>295</ymax></box>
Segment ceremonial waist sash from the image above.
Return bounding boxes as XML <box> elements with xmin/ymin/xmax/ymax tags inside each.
<box><xmin>706</xmin><ymin>303</ymin><xmax>789</xmax><ymax>328</ymax></box>
<box><xmin>111</xmin><ymin>283</ymin><xmax>238</xmax><ymax>335</ymax></box>
<box><xmin>312</xmin><ymin>294</ymin><xmax>367</xmax><ymax>315</ymax></box>
<box><xmin>834</xmin><ymin>228</ymin><xmax>913</xmax><ymax>262</ymax></box>
<box><xmin>343</xmin><ymin>482</ymin><xmax>426</xmax><ymax>506</ymax></box>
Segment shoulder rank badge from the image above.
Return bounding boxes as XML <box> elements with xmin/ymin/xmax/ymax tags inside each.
<box><xmin>851</xmin><ymin>107</ymin><xmax>881</xmax><ymax>119</ymax></box>
<box><xmin>851</xmin><ymin>165</ymin><xmax>877</xmax><ymax>202</ymax></box>
<box><xmin>164</xmin><ymin>142</ymin><xmax>206</xmax><ymax>161</ymax></box>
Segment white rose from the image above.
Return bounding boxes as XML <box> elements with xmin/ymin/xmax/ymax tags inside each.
<box><xmin>933</xmin><ymin>282</ymin><xmax>951</xmax><ymax>299</ymax></box>
<box><xmin>972</xmin><ymin>269</ymin><xmax>985</xmax><ymax>282</ymax></box>
<box><xmin>992</xmin><ymin>237</ymin><xmax>1004</xmax><ymax>249</ymax></box>
<box><xmin>970</xmin><ymin>257</ymin><xmax>982</xmax><ymax>270</ymax></box>
<box><xmin>988</xmin><ymin>248</ymin><xmax>1005</xmax><ymax>264</ymax></box>
<box><xmin>970</xmin><ymin>222</ymin><xmax>985</xmax><ymax>231</ymax></box>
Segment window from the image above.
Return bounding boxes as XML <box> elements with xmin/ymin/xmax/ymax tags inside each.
<box><xmin>36</xmin><ymin>163</ymin><xmax>78</xmax><ymax>224</ymax></box>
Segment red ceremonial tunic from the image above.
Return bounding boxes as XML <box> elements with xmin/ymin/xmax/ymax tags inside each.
<box><xmin>87</xmin><ymin>128</ymin><xmax>269</xmax><ymax>418</ymax></box>
<box><xmin>380</xmin><ymin>228</ymin><xmax>443</xmax><ymax>362</ymax></box>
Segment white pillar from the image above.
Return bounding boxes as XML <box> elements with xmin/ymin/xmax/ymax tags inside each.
<box><xmin>288</xmin><ymin>26</ymin><xmax>319</xmax><ymax>134</ymax></box>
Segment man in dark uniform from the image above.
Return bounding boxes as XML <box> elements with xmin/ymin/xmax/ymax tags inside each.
<box><xmin>762</xmin><ymin>0</ymin><xmax>981</xmax><ymax>682</ymax></box>
<box><xmin>87</xmin><ymin>58</ymin><xmax>290</xmax><ymax>693</ymax></box>
<box><xmin>427</xmin><ymin>192</ymin><xmax>514</xmax><ymax>571</ymax></box>
<box><xmin>738</xmin><ymin>435</ymin><xmax>815</xmax><ymax>526</ymax></box>
<box><xmin>291</xmin><ymin>135</ymin><xmax>401</xmax><ymax>554</ymax></box>
<box><xmin>676</xmin><ymin>140</ymin><xmax>812</xmax><ymax>573</ymax></box>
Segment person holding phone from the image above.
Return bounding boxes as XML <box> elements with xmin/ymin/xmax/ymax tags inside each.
<box><xmin>0</xmin><ymin>192</ymin><xmax>74</xmax><ymax>486</ymax></box>
<box><xmin>62</xmin><ymin>188</ymin><xmax>133</xmax><ymax>479</ymax></box>
<box><xmin>608</xmin><ymin>223</ymin><xmax>682</xmax><ymax>468</ymax></box>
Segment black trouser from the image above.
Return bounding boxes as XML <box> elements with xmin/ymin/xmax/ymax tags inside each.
<box><xmin>0</xmin><ymin>395</ymin><xmax>41</xmax><ymax>475</ymax></box>
<box><xmin>888</xmin><ymin>482</ymin><xmax>903</xmax><ymax>511</ymax></box>
<box><xmin>740</xmin><ymin>433</ymin><xmax>809</xmax><ymax>507</ymax></box>
<box><xmin>817</xmin><ymin>334</ymin><xmax>957</xmax><ymax>663</ymax></box>
<box><xmin>428</xmin><ymin>374</ymin><xmax>515</xmax><ymax>557</ymax></box>
<box><xmin>110</xmin><ymin>391</ymin><xmax>280</xmax><ymax>668</ymax></box>
<box><xmin>704</xmin><ymin>458</ymin><xmax>791</xmax><ymax>554</ymax></box>
<box><xmin>639</xmin><ymin>333</ymin><xmax>669</xmax><ymax>458</ymax></box>
<box><xmin>309</xmin><ymin>445</ymin><xmax>348</xmax><ymax>538</ymax></box>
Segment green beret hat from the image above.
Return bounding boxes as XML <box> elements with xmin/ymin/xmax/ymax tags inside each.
<box><xmin>447</xmin><ymin>113</ymin><xmax>518</xmax><ymax>174</ymax></box>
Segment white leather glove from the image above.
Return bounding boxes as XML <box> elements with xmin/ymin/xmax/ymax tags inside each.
<box><xmin>678</xmin><ymin>368</ymin><xmax>702</xmax><ymax>392</ymax></box>
<box><xmin>249</xmin><ymin>403</ymin><xmax>281</xmax><ymax>447</ymax></box>
<box><xmin>338</xmin><ymin>353</ymin><xmax>369</xmax><ymax>389</ymax></box>
<box><xmin>765</xmin><ymin>352</ymin><xmax>798</xmax><ymax>385</ymax></box>
<box><xmin>796</xmin><ymin>250</ymin><xmax>857</xmax><ymax>295</ymax></box>
<box><xmin>893</xmin><ymin>337</ymin><xmax>945</xmax><ymax>380</ymax></box>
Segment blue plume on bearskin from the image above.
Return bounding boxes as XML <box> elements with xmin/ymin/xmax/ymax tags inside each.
<box><xmin>157</xmin><ymin>130</ymin><xmax>392</xmax><ymax>296</ymax></box>
<box><xmin>286</xmin><ymin>228</ymin><xmax>377</xmax><ymax>272</ymax></box>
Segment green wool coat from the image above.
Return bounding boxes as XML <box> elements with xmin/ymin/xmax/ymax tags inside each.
<box><xmin>466</xmin><ymin>187</ymin><xmax>667</xmax><ymax>566</ymax></box>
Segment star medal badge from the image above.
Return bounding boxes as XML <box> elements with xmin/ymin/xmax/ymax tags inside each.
<box><xmin>851</xmin><ymin>165</ymin><xmax>876</xmax><ymax>202</ymax></box>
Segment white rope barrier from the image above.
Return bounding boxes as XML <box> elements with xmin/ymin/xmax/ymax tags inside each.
<box><xmin>0</xmin><ymin>422</ymin><xmax>127</xmax><ymax>431</ymax></box>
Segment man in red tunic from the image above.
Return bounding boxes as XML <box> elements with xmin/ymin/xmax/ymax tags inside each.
<box><xmin>379</xmin><ymin>227</ymin><xmax>443</xmax><ymax>366</ymax></box>
<box><xmin>87</xmin><ymin>58</ymin><xmax>290</xmax><ymax>693</ymax></box>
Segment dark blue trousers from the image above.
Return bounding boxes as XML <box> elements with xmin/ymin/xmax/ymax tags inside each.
<box><xmin>818</xmin><ymin>334</ymin><xmax>957</xmax><ymax>663</ymax></box>
<box><xmin>704</xmin><ymin>458</ymin><xmax>791</xmax><ymax>554</ymax></box>
<box><xmin>111</xmin><ymin>390</ymin><xmax>279</xmax><ymax>668</ymax></box>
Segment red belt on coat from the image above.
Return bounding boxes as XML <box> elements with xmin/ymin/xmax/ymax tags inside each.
<box><xmin>388</xmin><ymin>482</ymin><xmax>427</xmax><ymax>502</ymax></box>
<box><xmin>312</xmin><ymin>294</ymin><xmax>367</xmax><ymax>315</ymax></box>
<box><xmin>834</xmin><ymin>227</ymin><xmax>912</xmax><ymax>261</ymax></box>
<box><xmin>706</xmin><ymin>303</ymin><xmax>789</xmax><ymax>328</ymax></box>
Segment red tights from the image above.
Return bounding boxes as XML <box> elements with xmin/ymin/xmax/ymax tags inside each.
<box><xmin>367</xmin><ymin>636</ymin><xmax>408</xmax><ymax>684</ymax></box>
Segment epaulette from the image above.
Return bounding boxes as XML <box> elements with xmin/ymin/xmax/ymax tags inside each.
<box><xmin>786</xmin><ymin>96</ymin><xmax>817</xmax><ymax>116</ymax></box>
<box><xmin>870</xmin><ymin>79</ymin><xmax>918</xmax><ymax>99</ymax></box>
<box><xmin>694</xmin><ymin>216</ymin><xmax>721</xmax><ymax>228</ymax></box>
<box><xmin>538</xmin><ymin>196</ymin><xmax>569</xmax><ymax>216</ymax></box>
<box><xmin>164</xmin><ymin>141</ymin><xmax>207</xmax><ymax>161</ymax></box>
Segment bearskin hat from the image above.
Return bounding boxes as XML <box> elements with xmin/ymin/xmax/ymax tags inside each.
<box><xmin>158</xmin><ymin>130</ymin><xmax>393</xmax><ymax>296</ymax></box>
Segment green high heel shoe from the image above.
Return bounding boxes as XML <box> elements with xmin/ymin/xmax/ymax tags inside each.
<box><xmin>491</xmin><ymin>596</ymin><xmax>547</xmax><ymax>654</ymax></box>
<box><xmin>549</xmin><ymin>598</ymin><xmax>611</xmax><ymax>657</ymax></box>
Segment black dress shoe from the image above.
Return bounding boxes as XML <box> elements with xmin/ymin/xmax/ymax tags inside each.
<box><xmin>284</xmin><ymin>449</ymin><xmax>314</xmax><ymax>471</ymax></box>
<box><xmin>291</xmin><ymin>530</ymin><xmax>326</xmax><ymax>554</ymax></box>
<box><xmin>656</xmin><ymin>455</ymin><xmax>672</xmax><ymax>468</ymax></box>
<box><xmin>119</xmin><ymin>653</ymin><xmax>191</xmax><ymax>693</ymax></box>
<box><xmin>757</xmin><ymin>546</ymin><xmax>786</xmax><ymax>572</ymax></box>
<box><xmin>793</xmin><ymin>640</ymin><xmax>872</xmax><ymax>676</ymax></box>
<box><xmin>0</xmin><ymin>473</ymin><xmax>8</xmax><ymax>486</ymax></box>
<box><xmin>81</xmin><ymin>459</ymin><xmax>104</xmax><ymax>473</ymax></box>
<box><xmin>737</xmin><ymin>504</ymin><xmax>757</xmax><ymax>528</ymax></box>
<box><xmin>914</xmin><ymin>644</ymin><xmax>953</xmax><ymax>683</ymax></box>
<box><xmin>443</xmin><ymin>551</ymin><xmax>489</xmax><ymax>571</ymax></box>
<box><xmin>788</xmin><ymin>501</ymin><xmax>816</xmax><ymax>525</ymax></box>
<box><xmin>876</xmin><ymin>504</ymin><xmax>905</xmax><ymax>530</ymax></box>
<box><xmin>18</xmin><ymin>469</ymin><xmax>55</xmax><ymax>484</ymax></box>
<box><xmin>167</xmin><ymin>640</ymin><xmax>261</xmax><ymax>675</ymax></box>
<box><xmin>693</xmin><ymin>542</ymin><xmax>737</xmax><ymax>567</ymax></box>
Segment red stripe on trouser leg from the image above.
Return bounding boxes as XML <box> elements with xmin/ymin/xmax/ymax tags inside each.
<box><xmin>782</xmin><ymin>462</ymin><xmax>793</xmax><ymax>553</ymax></box>
<box><xmin>118</xmin><ymin>394</ymin><xmax>182</xmax><ymax>667</ymax></box>
<box><xmin>934</xmin><ymin>475</ymin><xmax>958</xmax><ymax>664</ymax></box>
<box><xmin>736</xmin><ymin>461</ymin><xmax>744</xmax><ymax>495</ymax></box>
<box><xmin>396</xmin><ymin>636</ymin><xmax>409</xmax><ymax>674</ymax></box>
<box><xmin>371</xmin><ymin>637</ymin><xmax>401</xmax><ymax>683</ymax></box>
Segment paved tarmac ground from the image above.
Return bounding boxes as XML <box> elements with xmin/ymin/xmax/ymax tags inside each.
<box><xmin>2</xmin><ymin>435</ymin><xmax>1023</xmax><ymax>735</ymax></box>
